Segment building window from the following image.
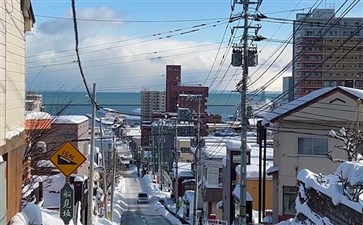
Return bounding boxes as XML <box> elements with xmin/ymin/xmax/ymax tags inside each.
<box><xmin>218</xmin><ymin>168</ymin><xmax>223</xmax><ymax>184</ymax></box>
<box><xmin>283</xmin><ymin>186</ymin><xmax>298</xmax><ymax>215</ymax></box>
<box><xmin>204</xmin><ymin>166</ymin><xmax>208</xmax><ymax>179</ymax></box>
<box><xmin>180</xmin><ymin>147</ymin><xmax>191</xmax><ymax>153</ymax></box>
<box><xmin>298</xmin><ymin>138</ymin><xmax>328</xmax><ymax>155</ymax></box>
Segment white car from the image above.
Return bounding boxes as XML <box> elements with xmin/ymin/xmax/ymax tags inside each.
<box><xmin>137</xmin><ymin>192</ymin><xmax>149</xmax><ymax>204</ymax></box>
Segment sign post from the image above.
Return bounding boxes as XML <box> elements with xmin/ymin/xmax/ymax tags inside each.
<box><xmin>60</xmin><ymin>182</ymin><xmax>74</xmax><ymax>225</ymax></box>
<box><xmin>50</xmin><ymin>141</ymin><xmax>86</xmax><ymax>224</ymax></box>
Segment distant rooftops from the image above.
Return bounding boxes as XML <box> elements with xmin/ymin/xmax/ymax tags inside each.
<box><xmin>52</xmin><ymin>115</ymin><xmax>88</xmax><ymax>124</ymax></box>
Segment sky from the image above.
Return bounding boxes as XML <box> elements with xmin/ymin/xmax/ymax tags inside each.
<box><xmin>26</xmin><ymin>0</ymin><xmax>363</xmax><ymax>93</ymax></box>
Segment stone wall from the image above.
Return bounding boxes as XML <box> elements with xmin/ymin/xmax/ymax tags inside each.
<box><xmin>298</xmin><ymin>183</ymin><xmax>362</xmax><ymax>225</ymax></box>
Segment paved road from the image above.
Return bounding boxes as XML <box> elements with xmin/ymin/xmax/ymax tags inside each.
<box><xmin>119</xmin><ymin>164</ymin><xmax>172</xmax><ymax>225</ymax></box>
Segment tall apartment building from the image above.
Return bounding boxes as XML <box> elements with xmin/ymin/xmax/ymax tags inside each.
<box><xmin>293</xmin><ymin>8</ymin><xmax>363</xmax><ymax>99</ymax></box>
<box><xmin>0</xmin><ymin>1</ymin><xmax>35</xmax><ymax>224</ymax></box>
<box><xmin>140</xmin><ymin>89</ymin><xmax>165</xmax><ymax>121</ymax></box>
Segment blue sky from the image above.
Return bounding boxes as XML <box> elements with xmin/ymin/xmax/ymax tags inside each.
<box><xmin>27</xmin><ymin>0</ymin><xmax>363</xmax><ymax>92</ymax></box>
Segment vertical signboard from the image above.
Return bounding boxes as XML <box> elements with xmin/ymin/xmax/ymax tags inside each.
<box><xmin>60</xmin><ymin>182</ymin><xmax>74</xmax><ymax>225</ymax></box>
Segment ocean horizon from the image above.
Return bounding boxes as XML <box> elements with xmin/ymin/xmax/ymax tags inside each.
<box><xmin>38</xmin><ymin>90</ymin><xmax>280</xmax><ymax>120</ymax></box>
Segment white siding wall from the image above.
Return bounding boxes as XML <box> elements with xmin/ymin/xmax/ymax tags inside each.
<box><xmin>0</xmin><ymin>1</ymin><xmax>6</xmax><ymax>146</ymax></box>
<box><xmin>0</xmin><ymin>0</ymin><xmax>25</xmax><ymax>147</ymax></box>
<box><xmin>204</xmin><ymin>159</ymin><xmax>223</xmax><ymax>185</ymax></box>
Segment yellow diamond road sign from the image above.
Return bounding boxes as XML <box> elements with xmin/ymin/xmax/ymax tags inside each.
<box><xmin>50</xmin><ymin>141</ymin><xmax>86</xmax><ymax>177</ymax></box>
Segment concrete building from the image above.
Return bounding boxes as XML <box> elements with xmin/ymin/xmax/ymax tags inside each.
<box><xmin>25</xmin><ymin>91</ymin><xmax>44</xmax><ymax>111</ymax></box>
<box><xmin>140</xmin><ymin>89</ymin><xmax>165</xmax><ymax>121</ymax></box>
<box><xmin>165</xmin><ymin>65</ymin><xmax>208</xmax><ymax>114</ymax></box>
<box><xmin>293</xmin><ymin>8</ymin><xmax>363</xmax><ymax>99</ymax></box>
<box><xmin>282</xmin><ymin>76</ymin><xmax>294</xmax><ymax>103</ymax></box>
<box><xmin>264</xmin><ymin>86</ymin><xmax>363</xmax><ymax>223</ymax></box>
<box><xmin>0</xmin><ymin>1</ymin><xmax>34</xmax><ymax>224</ymax></box>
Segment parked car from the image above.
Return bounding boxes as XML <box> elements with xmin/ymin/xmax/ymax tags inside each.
<box><xmin>137</xmin><ymin>192</ymin><xmax>149</xmax><ymax>204</ymax></box>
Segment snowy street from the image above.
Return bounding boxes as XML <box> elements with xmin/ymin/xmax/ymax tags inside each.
<box><xmin>119</xmin><ymin>164</ymin><xmax>172</xmax><ymax>225</ymax></box>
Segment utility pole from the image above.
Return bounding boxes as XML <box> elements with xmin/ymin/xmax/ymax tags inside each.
<box><xmin>356</xmin><ymin>98</ymin><xmax>362</xmax><ymax>161</ymax></box>
<box><xmin>158</xmin><ymin>121</ymin><xmax>163</xmax><ymax>190</ymax></box>
<box><xmin>87</xmin><ymin>83</ymin><xmax>96</xmax><ymax>225</ymax></box>
<box><xmin>231</xmin><ymin>1</ymin><xmax>263</xmax><ymax>224</ymax></box>
<box><xmin>110</xmin><ymin>134</ymin><xmax>117</xmax><ymax>220</ymax></box>
<box><xmin>192</xmin><ymin>95</ymin><xmax>202</xmax><ymax>225</ymax></box>
<box><xmin>174</xmin><ymin>119</ymin><xmax>179</xmax><ymax>212</ymax></box>
<box><xmin>99</xmin><ymin>118</ymin><xmax>108</xmax><ymax>219</ymax></box>
<box><xmin>239</xmin><ymin>1</ymin><xmax>249</xmax><ymax>223</ymax></box>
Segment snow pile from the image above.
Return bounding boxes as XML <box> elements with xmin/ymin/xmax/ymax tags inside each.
<box><xmin>142</xmin><ymin>174</ymin><xmax>168</xmax><ymax>199</ymax></box>
<box><xmin>276</xmin><ymin>219</ymin><xmax>304</xmax><ymax>225</ymax></box>
<box><xmin>93</xmin><ymin>217</ymin><xmax>119</xmax><ymax>225</ymax></box>
<box><xmin>336</xmin><ymin>161</ymin><xmax>363</xmax><ymax>186</ymax></box>
<box><xmin>297</xmin><ymin>168</ymin><xmax>363</xmax><ymax>212</ymax></box>
<box><xmin>41</xmin><ymin>209</ymin><xmax>75</xmax><ymax>225</ymax></box>
<box><xmin>22</xmin><ymin>203</ymin><xmax>43</xmax><ymax>225</ymax></box>
<box><xmin>8</xmin><ymin>212</ymin><xmax>29</xmax><ymax>225</ymax></box>
<box><xmin>43</xmin><ymin>174</ymin><xmax>66</xmax><ymax>209</ymax></box>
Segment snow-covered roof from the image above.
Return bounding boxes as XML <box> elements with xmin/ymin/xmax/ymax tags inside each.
<box><xmin>37</xmin><ymin>160</ymin><xmax>54</xmax><ymax>168</ymax></box>
<box><xmin>6</xmin><ymin>127</ymin><xmax>24</xmax><ymax>140</ymax></box>
<box><xmin>264</xmin><ymin>86</ymin><xmax>363</xmax><ymax>124</ymax></box>
<box><xmin>179</xmin><ymin>170</ymin><xmax>194</xmax><ymax>178</ymax></box>
<box><xmin>235</xmin><ymin>158</ymin><xmax>273</xmax><ymax>179</ymax></box>
<box><xmin>232</xmin><ymin>184</ymin><xmax>253</xmax><ymax>202</ymax></box>
<box><xmin>52</xmin><ymin>115</ymin><xmax>88</xmax><ymax>124</ymax></box>
<box><xmin>226</xmin><ymin>140</ymin><xmax>252</xmax><ymax>151</ymax></box>
<box><xmin>25</xmin><ymin>111</ymin><xmax>51</xmax><ymax>120</ymax></box>
<box><xmin>203</xmin><ymin>144</ymin><xmax>227</xmax><ymax>159</ymax></box>
<box><xmin>125</xmin><ymin>127</ymin><xmax>141</xmax><ymax>137</ymax></box>
<box><xmin>266</xmin><ymin>166</ymin><xmax>279</xmax><ymax>175</ymax></box>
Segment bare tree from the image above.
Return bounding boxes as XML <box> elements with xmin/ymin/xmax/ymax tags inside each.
<box><xmin>22</xmin><ymin>90</ymin><xmax>82</xmax><ymax>201</ymax></box>
<box><xmin>327</xmin><ymin>127</ymin><xmax>363</xmax><ymax>162</ymax></box>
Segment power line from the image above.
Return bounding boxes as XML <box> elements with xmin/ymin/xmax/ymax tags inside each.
<box><xmin>35</xmin><ymin>14</ymin><xmax>230</xmax><ymax>23</ymax></box>
<box><xmin>27</xmin><ymin>18</ymin><xmax>229</xmax><ymax>60</ymax></box>
<box><xmin>71</xmin><ymin>0</ymin><xmax>97</xmax><ymax>108</ymax></box>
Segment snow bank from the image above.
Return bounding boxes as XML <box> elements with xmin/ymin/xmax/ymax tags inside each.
<box><xmin>22</xmin><ymin>203</ymin><xmax>42</xmax><ymax>225</ymax></box>
<box><xmin>41</xmin><ymin>209</ymin><xmax>74</xmax><ymax>225</ymax></box>
<box><xmin>142</xmin><ymin>174</ymin><xmax>167</xmax><ymax>199</ymax></box>
<box><xmin>336</xmin><ymin>161</ymin><xmax>363</xmax><ymax>186</ymax></box>
<box><xmin>93</xmin><ymin>217</ymin><xmax>119</xmax><ymax>225</ymax></box>
<box><xmin>8</xmin><ymin>212</ymin><xmax>28</xmax><ymax>225</ymax></box>
<box><xmin>276</xmin><ymin>219</ymin><xmax>304</xmax><ymax>225</ymax></box>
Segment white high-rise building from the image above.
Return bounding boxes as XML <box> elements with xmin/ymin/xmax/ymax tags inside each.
<box><xmin>140</xmin><ymin>89</ymin><xmax>165</xmax><ymax>121</ymax></box>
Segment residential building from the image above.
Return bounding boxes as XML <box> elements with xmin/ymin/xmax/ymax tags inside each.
<box><xmin>293</xmin><ymin>8</ymin><xmax>363</xmax><ymax>99</ymax></box>
<box><xmin>264</xmin><ymin>86</ymin><xmax>363</xmax><ymax>223</ymax></box>
<box><xmin>42</xmin><ymin>115</ymin><xmax>89</xmax><ymax>175</ymax></box>
<box><xmin>0</xmin><ymin>1</ymin><xmax>34</xmax><ymax>224</ymax></box>
<box><xmin>222</xmin><ymin>138</ymin><xmax>274</xmax><ymax>224</ymax></box>
<box><xmin>140</xmin><ymin>89</ymin><xmax>165</xmax><ymax>121</ymax></box>
<box><xmin>200</xmin><ymin>139</ymin><xmax>228</xmax><ymax>219</ymax></box>
<box><xmin>25</xmin><ymin>91</ymin><xmax>44</xmax><ymax>111</ymax></box>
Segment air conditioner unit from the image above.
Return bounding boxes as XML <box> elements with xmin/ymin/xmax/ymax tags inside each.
<box><xmin>36</xmin><ymin>141</ymin><xmax>47</xmax><ymax>153</ymax></box>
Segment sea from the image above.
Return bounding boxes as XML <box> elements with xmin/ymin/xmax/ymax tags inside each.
<box><xmin>39</xmin><ymin>91</ymin><xmax>280</xmax><ymax>120</ymax></box>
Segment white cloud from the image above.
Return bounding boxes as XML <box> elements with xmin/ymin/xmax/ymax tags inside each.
<box><xmin>26</xmin><ymin>7</ymin><xmax>292</xmax><ymax>93</ymax></box>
